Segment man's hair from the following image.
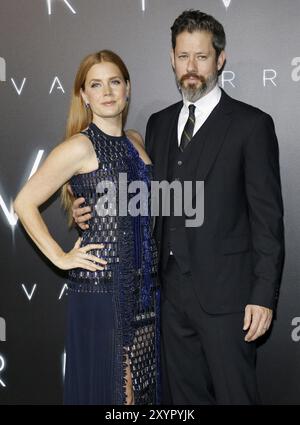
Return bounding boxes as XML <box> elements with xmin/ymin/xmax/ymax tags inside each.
<box><xmin>171</xmin><ymin>10</ymin><xmax>226</xmax><ymax>58</ymax></box>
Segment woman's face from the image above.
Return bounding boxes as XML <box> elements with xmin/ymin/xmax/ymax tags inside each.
<box><xmin>81</xmin><ymin>61</ymin><xmax>129</xmax><ymax>120</ymax></box>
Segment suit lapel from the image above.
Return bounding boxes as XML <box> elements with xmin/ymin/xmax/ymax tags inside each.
<box><xmin>194</xmin><ymin>89</ymin><xmax>233</xmax><ymax>182</ymax></box>
<box><xmin>154</xmin><ymin>102</ymin><xmax>182</xmax><ymax>182</ymax></box>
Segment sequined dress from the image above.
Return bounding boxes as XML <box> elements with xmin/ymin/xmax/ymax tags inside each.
<box><xmin>64</xmin><ymin>122</ymin><xmax>160</xmax><ymax>405</ymax></box>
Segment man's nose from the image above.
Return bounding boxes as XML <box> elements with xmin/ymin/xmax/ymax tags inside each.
<box><xmin>187</xmin><ymin>57</ymin><xmax>197</xmax><ymax>73</ymax></box>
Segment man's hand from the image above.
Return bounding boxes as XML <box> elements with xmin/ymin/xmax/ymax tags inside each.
<box><xmin>243</xmin><ymin>304</ymin><xmax>273</xmax><ymax>342</ymax></box>
<box><xmin>72</xmin><ymin>197</ymin><xmax>91</xmax><ymax>230</ymax></box>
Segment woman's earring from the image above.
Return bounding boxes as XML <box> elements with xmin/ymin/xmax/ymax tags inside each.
<box><xmin>126</xmin><ymin>96</ymin><xmax>129</xmax><ymax>102</ymax></box>
<box><xmin>85</xmin><ymin>103</ymin><xmax>90</xmax><ymax>109</ymax></box>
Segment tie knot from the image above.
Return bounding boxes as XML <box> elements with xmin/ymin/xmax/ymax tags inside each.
<box><xmin>188</xmin><ymin>104</ymin><xmax>196</xmax><ymax>115</ymax></box>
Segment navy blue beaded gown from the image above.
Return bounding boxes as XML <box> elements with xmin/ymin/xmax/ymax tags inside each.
<box><xmin>64</xmin><ymin>122</ymin><xmax>160</xmax><ymax>405</ymax></box>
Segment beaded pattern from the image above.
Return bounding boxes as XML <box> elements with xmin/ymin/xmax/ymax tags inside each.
<box><xmin>67</xmin><ymin>122</ymin><xmax>160</xmax><ymax>405</ymax></box>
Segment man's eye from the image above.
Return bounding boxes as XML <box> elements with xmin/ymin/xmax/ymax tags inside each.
<box><xmin>111</xmin><ymin>80</ymin><xmax>121</xmax><ymax>85</ymax></box>
<box><xmin>179</xmin><ymin>55</ymin><xmax>188</xmax><ymax>59</ymax></box>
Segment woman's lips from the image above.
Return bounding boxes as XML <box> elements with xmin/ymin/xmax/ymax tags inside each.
<box><xmin>102</xmin><ymin>101</ymin><xmax>116</xmax><ymax>106</ymax></box>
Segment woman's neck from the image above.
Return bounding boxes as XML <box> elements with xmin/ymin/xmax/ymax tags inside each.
<box><xmin>92</xmin><ymin>116</ymin><xmax>123</xmax><ymax>137</ymax></box>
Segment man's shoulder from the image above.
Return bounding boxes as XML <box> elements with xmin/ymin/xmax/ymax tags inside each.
<box><xmin>148</xmin><ymin>101</ymin><xmax>183</xmax><ymax>125</ymax></box>
<box><xmin>223</xmin><ymin>90</ymin><xmax>271</xmax><ymax>120</ymax></box>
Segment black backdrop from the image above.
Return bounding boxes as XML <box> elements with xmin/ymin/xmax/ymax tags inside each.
<box><xmin>0</xmin><ymin>0</ymin><xmax>300</xmax><ymax>404</ymax></box>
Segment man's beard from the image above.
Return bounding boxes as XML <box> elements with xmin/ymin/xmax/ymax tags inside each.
<box><xmin>178</xmin><ymin>72</ymin><xmax>218</xmax><ymax>102</ymax></box>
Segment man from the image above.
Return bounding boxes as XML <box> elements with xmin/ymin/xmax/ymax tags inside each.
<box><xmin>72</xmin><ymin>10</ymin><xmax>284</xmax><ymax>404</ymax></box>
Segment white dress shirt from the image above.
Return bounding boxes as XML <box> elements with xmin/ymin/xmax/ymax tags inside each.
<box><xmin>177</xmin><ymin>84</ymin><xmax>222</xmax><ymax>146</ymax></box>
<box><xmin>170</xmin><ymin>85</ymin><xmax>222</xmax><ymax>255</ymax></box>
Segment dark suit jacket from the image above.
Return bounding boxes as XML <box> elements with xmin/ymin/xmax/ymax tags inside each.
<box><xmin>145</xmin><ymin>89</ymin><xmax>285</xmax><ymax>314</ymax></box>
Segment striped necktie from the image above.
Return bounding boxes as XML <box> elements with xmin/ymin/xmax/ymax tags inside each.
<box><xmin>179</xmin><ymin>104</ymin><xmax>196</xmax><ymax>151</ymax></box>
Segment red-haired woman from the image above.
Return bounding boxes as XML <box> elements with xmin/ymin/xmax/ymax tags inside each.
<box><xmin>13</xmin><ymin>51</ymin><xmax>159</xmax><ymax>405</ymax></box>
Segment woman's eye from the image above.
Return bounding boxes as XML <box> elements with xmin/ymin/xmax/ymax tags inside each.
<box><xmin>111</xmin><ymin>80</ymin><xmax>121</xmax><ymax>85</ymax></box>
<box><xmin>91</xmin><ymin>83</ymin><xmax>100</xmax><ymax>88</ymax></box>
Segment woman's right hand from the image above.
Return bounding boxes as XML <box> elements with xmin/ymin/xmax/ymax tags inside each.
<box><xmin>56</xmin><ymin>237</ymin><xmax>107</xmax><ymax>271</ymax></box>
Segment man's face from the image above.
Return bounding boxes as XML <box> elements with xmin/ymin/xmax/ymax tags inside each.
<box><xmin>171</xmin><ymin>30</ymin><xmax>225</xmax><ymax>102</ymax></box>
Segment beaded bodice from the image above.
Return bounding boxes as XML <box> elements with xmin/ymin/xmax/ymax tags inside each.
<box><xmin>68</xmin><ymin>122</ymin><xmax>158</xmax><ymax>298</ymax></box>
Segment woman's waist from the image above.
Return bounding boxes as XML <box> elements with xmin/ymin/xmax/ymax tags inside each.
<box><xmin>79</xmin><ymin>229</ymin><xmax>158</xmax><ymax>249</ymax></box>
<box><xmin>68</xmin><ymin>264</ymin><xmax>158</xmax><ymax>279</ymax></box>
<box><xmin>67</xmin><ymin>267</ymin><xmax>159</xmax><ymax>294</ymax></box>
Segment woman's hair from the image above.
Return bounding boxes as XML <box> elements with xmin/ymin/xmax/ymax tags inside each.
<box><xmin>60</xmin><ymin>50</ymin><xmax>130</xmax><ymax>227</ymax></box>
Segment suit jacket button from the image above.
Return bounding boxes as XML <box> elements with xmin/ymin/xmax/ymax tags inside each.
<box><xmin>177</xmin><ymin>160</ymin><xmax>183</xmax><ymax>166</ymax></box>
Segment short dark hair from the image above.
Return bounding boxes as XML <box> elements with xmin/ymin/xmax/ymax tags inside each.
<box><xmin>171</xmin><ymin>10</ymin><xmax>226</xmax><ymax>58</ymax></box>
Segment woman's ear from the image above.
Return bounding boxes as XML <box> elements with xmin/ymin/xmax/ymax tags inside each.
<box><xmin>80</xmin><ymin>88</ymin><xmax>88</xmax><ymax>105</ymax></box>
<box><xmin>126</xmin><ymin>80</ymin><xmax>131</xmax><ymax>98</ymax></box>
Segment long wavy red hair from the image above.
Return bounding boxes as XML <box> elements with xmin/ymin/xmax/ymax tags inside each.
<box><xmin>60</xmin><ymin>50</ymin><xmax>130</xmax><ymax>227</ymax></box>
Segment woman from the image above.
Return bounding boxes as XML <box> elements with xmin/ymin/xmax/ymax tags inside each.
<box><xmin>13</xmin><ymin>50</ymin><xmax>160</xmax><ymax>405</ymax></box>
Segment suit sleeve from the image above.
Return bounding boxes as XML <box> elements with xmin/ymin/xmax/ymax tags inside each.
<box><xmin>145</xmin><ymin>114</ymin><xmax>155</xmax><ymax>157</ymax></box>
<box><xmin>244</xmin><ymin>113</ymin><xmax>285</xmax><ymax>310</ymax></box>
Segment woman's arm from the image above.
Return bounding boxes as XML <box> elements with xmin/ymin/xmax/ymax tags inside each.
<box><xmin>126</xmin><ymin>129</ymin><xmax>152</xmax><ymax>165</ymax></box>
<box><xmin>13</xmin><ymin>134</ymin><xmax>106</xmax><ymax>271</ymax></box>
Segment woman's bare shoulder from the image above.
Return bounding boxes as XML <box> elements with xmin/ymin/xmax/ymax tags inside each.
<box><xmin>125</xmin><ymin>129</ymin><xmax>145</xmax><ymax>148</ymax></box>
<box><xmin>125</xmin><ymin>129</ymin><xmax>152</xmax><ymax>165</ymax></box>
<box><xmin>60</xmin><ymin>132</ymin><xmax>93</xmax><ymax>157</ymax></box>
